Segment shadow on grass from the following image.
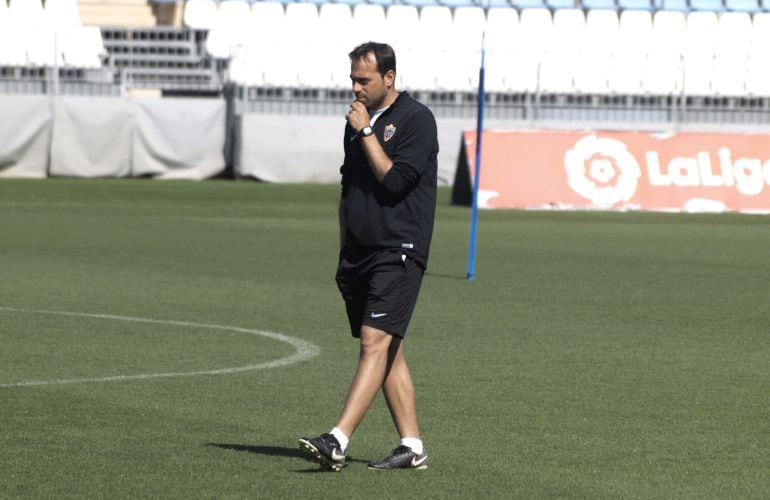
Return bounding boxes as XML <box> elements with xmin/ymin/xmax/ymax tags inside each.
<box><xmin>424</xmin><ymin>271</ymin><xmax>467</xmax><ymax>281</ymax></box>
<box><xmin>206</xmin><ymin>443</ymin><xmax>367</xmax><ymax>473</ymax></box>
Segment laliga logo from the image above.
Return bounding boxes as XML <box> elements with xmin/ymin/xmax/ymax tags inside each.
<box><xmin>564</xmin><ymin>135</ymin><xmax>641</xmax><ymax>206</ymax></box>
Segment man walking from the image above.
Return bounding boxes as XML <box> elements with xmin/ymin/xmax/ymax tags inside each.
<box><xmin>299</xmin><ymin>42</ymin><xmax>439</xmax><ymax>472</ymax></box>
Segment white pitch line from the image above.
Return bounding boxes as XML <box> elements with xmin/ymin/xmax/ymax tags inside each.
<box><xmin>0</xmin><ymin>306</ymin><xmax>320</xmax><ymax>388</ymax></box>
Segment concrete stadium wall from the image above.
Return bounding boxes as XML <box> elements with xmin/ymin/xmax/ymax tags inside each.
<box><xmin>236</xmin><ymin>113</ymin><xmax>513</xmax><ymax>186</ymax></box>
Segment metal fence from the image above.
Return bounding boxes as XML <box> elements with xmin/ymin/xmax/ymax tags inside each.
<box><xmin>4</xmin><ymin>25</ymin><xmax>770</xmax><ymax>131</ymax></box>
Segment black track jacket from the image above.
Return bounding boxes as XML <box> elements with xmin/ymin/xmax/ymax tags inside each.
<box><xmin>340</xmin><ymin>91</ymin><xmax>439</xmax><ymax>269</ymax></box>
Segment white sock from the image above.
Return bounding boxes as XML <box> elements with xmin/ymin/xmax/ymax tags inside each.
<box><xmin>400</xmin><ymin>437</ymin><xmax>423</xmax><ymax>455</ymax></box>
<box><xmin>329</xmin><ymin>427</ymin><xmax>349</xmax><ymax>452</ymax></box>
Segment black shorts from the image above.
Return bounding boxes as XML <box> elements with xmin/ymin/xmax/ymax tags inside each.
<box><xmin>335</xmin><ymin>249</ymin><xmax>424</xmax><ymax>339</ymax></box>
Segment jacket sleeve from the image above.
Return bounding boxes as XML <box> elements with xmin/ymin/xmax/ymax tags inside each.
<box><xmin>340</xmin><ymin>123</ymin><xmax>354</xmax><ymax>198</ymax></box>
<box><xmin>378</xmin><ymin>109</ymin><xmax>438</xmax><ymax>197</ymax></box>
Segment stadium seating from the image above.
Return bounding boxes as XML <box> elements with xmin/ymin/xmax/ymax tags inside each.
<box><xmin>617</xmin><ymin>0</ymin><xmax>654</xmax><ymax>10</ymax></box>
<box><xmin>574</xmin><ymin>9</ymin><xmax>618</xmax><ymax>93</ymax></box>
<box><xmin>3</xmin><ymin>0</ymin><xmax>770</xmax><ymax>100</ymax></box>
<box><xmin>658</xmin><ymin>0</ymin><xmax>690</xmax><ymax>11</ymax></box>
<box><xmin>442</xmin><ymin>6</ymin><xmax>486</xmax><ymax>91</ymax></box>
<box><xmin>385</xmin><ymin>4</ymin><xmax>420</xmax><ymax>90</ymax></box>
<box><xmin>710</xmin><ymin>12</ymin><xmax>751</xmax><ymax>94</ymax></box>
<box><xmin>45</xmin><ymin>0</ymin><xmax>81</xmax><ymax>27</ymax></box>
<box><xmin>539</xmin><ymin>9</ymin><xmax>584</xmax><ymax>93</ymax></box>
<box><xmin>725</xmin><ymin>0</ymin><xmax>761</xmax><ymax>11</ymax></box>
<box><xmin>205</xmin><ymin>0</ymin><xmax>250</xmax><ymax>59</ymax></box>
<box><xmin>682</xmin><ymin>11</ymin><xmax>718</xmax><ymax>94</ymax></box>
<box><xmin>582</xmin><ymin>0</ymin><xmax>619</xmax><ymax>9</ymax></box>
<box><xmin>746</xmin><ymin>12</ymin><xmax>770</xmax><ymax>95</ymax></box>
<box><xmin>352</xmin><ymin>4</ymin><xmax>387</xmax><ymax>42</ymax></box>
<box><xmin>511</xmin><ymin>0</ymin><xmax>546</xmax><ymax>8</ymax></box>
<box><xmin>183</xmin><ymin>0</ymin><xmax>218</xmax><ymax>30</ymax></box>
<box><xmin>513</xmin><ymin>8</ymin><xmax>552</xmax><ymax>92</ymax></box>
<box><xmin>9</xmin><ymin>0</ymin><xmax>44</xmax><ymax>23</ymax></box>
<box><xmin>318</xmin><ymin>3</ymin><xmax>354</xmax><ymax>88</ymax></box>
<box><xmin>546</xmin><ymin>0</ymin><xmax>577</xmax><ymax>9</ymax></box>
<box><xmin>690</xmin><ymin>0</ymin><xmax>726</xmax><ymax>10</ymax></box>
<box><xmin>0</xmin><ymin>0</ymin><xmax>106</xmax><ymax>69</ymax></box>
<box><xmin>609</xmin><ymin>10</ymin><xmax>652</xmax><ymax>94</ymax></box>
<box><xmin>483</xmin><ymin>6</ymin><xmax>519</xmax><ymax>92</ymax></box>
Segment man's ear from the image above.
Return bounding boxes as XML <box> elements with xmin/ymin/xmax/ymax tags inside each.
<box><xmin>384</xmin><ymin>69</ymin><xmax>396</xmax><ymax>88</ymax></box>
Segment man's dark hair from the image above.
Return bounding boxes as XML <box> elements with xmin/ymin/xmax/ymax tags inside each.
<box><xmin>349</xmin><ymin>42</ymin><xmax>396</xmax><ymax>77</ymax></box>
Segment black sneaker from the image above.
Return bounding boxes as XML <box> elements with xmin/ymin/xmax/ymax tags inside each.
<box><xmin>367</xmin><ymin>445</ymin><xmax>429</xmax><ymax>470</ymax></box>
<box><xmin>298</xmin><ymin>433</ymin><xmax>346</xmax><ymax>471</ymax></box>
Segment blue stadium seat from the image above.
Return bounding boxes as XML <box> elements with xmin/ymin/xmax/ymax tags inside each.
<box><xmin>658</xmin><ymin>0</ymin><xmax>689</xmax><ymax>10</ymax></box>
<box><xmin>546</xmin><ymin>0</ymin><xmax>577</xmax><ymax>9</ymax></box>
<box><xmin>689</xmin><ymin>0</ymin><xmax>726</xmax><ymax>10</ymax></box>
<box><xmin>724</xmin><ymin>0</ymin><xmax>760</xmax><ymax>11</ymax></box>
<box><xmin>511</xmin><ymin>0</ymin><xmax>547</xmax><ymax>8</ymax></box>
<box><xmin>580</xmin><ymin>0</ymin><xmax>617</xmax><ymax>9</ymax></box>
<box><xmin>482</xmin><ymin>0</ymin><xmax>513</xmax><ymax>7</ymax></box>
<box><xmin>441</xmin><ymin>0</ymin><xmax>476</xmax><ymax>7</ymax></box>
<box><xmin>618</xmin><ymin>0</ymin><xmax>653</xmax><ymax>9</ymax></box>
<box><xmin>406</xmin><ymin>0</ymin><xmax>440</xmax><ymax>7</ymax></box>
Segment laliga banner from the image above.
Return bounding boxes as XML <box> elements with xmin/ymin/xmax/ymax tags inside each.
<box><xmin>453</xmin><ymin>130</ymin><xmax>770</xmax><ymax>213</ymax></box>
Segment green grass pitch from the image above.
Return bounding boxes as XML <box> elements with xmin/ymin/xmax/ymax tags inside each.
<box><xmin>0</xmin><ymin>179</ymin><xmax>768</xmax><ymax>498</ymax></box>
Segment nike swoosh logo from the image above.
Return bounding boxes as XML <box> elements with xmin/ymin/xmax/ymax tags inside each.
<box><xmin>411</xmin><ymin>455</ymin><xmax>428</xmax><ymax>467</ymax></box>
<box><xmin>331</xmin><ymin>450</ymin><xmax>346</xmax><ymax>461</ymax></box>
<box><xmin>370</xmin><ymin>312</ymin><xmax>387</xmax><ymax>318</ymax></box>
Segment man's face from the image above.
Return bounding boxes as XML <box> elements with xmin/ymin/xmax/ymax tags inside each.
<box><xmin>350</xmin><ymin>53</ymin><xmax>393</xmax><ymax>111</ymax></box>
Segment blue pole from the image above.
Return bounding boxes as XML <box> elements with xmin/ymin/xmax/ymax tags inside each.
<box><xmin>467</xmin><ymin>33</ymin><xmax>486</xmax><ymax>281</ymax></box>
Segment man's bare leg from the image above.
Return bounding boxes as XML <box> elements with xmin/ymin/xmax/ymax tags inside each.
<box><xmin>335</xmin><ymin>325</ymin><xmax>396</xmax><ymax>438</ymax></box>
<box><xmin>382</xmin><ymin>340</ymin><xmax>420</xmax><ymax>440</ymax></box>
<box><xmin>367</xmin><ymin>340</ymin><xmax>429</xmax><ymax>470</ymax></box>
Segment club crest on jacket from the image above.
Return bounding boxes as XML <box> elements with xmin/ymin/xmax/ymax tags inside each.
<box><xmin>384</xmin><ymin>124</ymin><xmax>397</xmax><ymax>142</ymax></box>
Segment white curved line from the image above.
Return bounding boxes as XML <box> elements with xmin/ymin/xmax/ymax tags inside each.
<box><xmin>0</xmin><ymin>306</ymin><xmax>321</xmax><ymax>388</ymax></box>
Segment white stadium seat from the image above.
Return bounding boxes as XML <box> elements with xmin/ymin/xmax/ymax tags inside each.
<box><xmin>8</xmin><ymin>0</ymin><xmax>45</xmax><ymax>27</ymax></box>
<box><xmin>682</xmin><ymin>11</ymin><xmax>718</xmax><ymax>95</ymax></box>
<box><xmin>25</xmin><ymin>27</ymin><xmax>62</xmax><ymax>66</ymax></box>
<box><xmin>352</xmin><ymin>4</ymin><xmax>387</xmax><ymax>44</ymax></box>
<box><xmin>415</xmin><ymin>5</ymin><xmax>466</xmax><ymax>91</ymax></box>
<box><xmin>437</xmin><ymin>6</ymin><xmax>486</xmax><ymax>91</ymax></box>
<box><xmin>457</xmin><ymin>5</ymin><xmax>487</xmax><ymax>89</ymax></box>
<box><xmin>386</xmin><ymin>5</ymin><xmax>420</xmax><ymax>90</ymax></box>
<box><xmin>484</xmin><ymin>8</ymin><xmax>520</xmax><ymax>93</ymax></box>
<box><xmin>284</xmin><ymin>3</ymin><xmax>321</xmax><ymax>87</ymax></box>
<box><xmin>0</xmin><ymin>0</ymin><xmax>10</xmax><ymax>32</ymax></box>
<box><xmin>745</xmin><ymin>12</ymin><xmax>770</xmax><ymax>96</ymax></box>
<box><xmin>318</xmin><ymin>3</ymin><xmax>353</xmax><ymax>88</ymax></box>
<box><xmin>539</xmin><ymin>9</ymin><xmax>584</xmax><ymax>93</ymax></box>
<box><xmin>485</xmin><ymin>6</ymin><xmax>518</xmax><ymax>53</ymax></box>
<box><xmin>229</xmin><ymin>2</ymin><xmax>285</xmax><ymax>86</ymax></box>
<box><xmin>44</xmin><ymin>0</ymin><xmax>81</xmax><ymax>28</ymax></box>
<box><xmin>60</xmin><ymin>26</ymin><xmax>106</xmax><ymax>68</ymax></box>
<box><xmin>0</xmin><ymin>24</ymin><xmax>29</xmax><ymax>66</ymax></box>
<box><xmin>711</xmin><ymin>12</ymin><xmax>752</xmax><ymax>96</ymax></box>
<box><xmin>205</xmin><ymin>0</ymin><xmax>250</xmax><ymax>59</ymax></box>
<box><xmin>642</xmin><ymin>10</ymin><xmax>686</xmax><ymax>94</ymax></box>
<box><xmin>509</xmin><ymin>8</ymin><xmax>552</xmax><ymax>93</ymax></box>
<box><xmin>609</xmin><ymin>10</ymin><xmax>652</xmax><ymax>94</ymax></box>
<box><xmin>183</xmin><ymin>0</ymin><xmax>218</xmax><ymax>29</ymax></box>
<box><xmin>574</xmin><ymin>9</ymin><xmax>618</xmax><ymax>93</ymax></box>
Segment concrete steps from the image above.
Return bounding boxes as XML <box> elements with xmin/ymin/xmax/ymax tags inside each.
<box><xmin>78</xmin><ymin>0</ymin><xmax>157</xmax><ymax>28</ymax></box>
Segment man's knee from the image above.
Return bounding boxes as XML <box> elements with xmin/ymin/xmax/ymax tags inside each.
<box><xmin>359</xmin><ymin>326</ymin><xmax>396</xmax><ymax>358</ymax></box>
